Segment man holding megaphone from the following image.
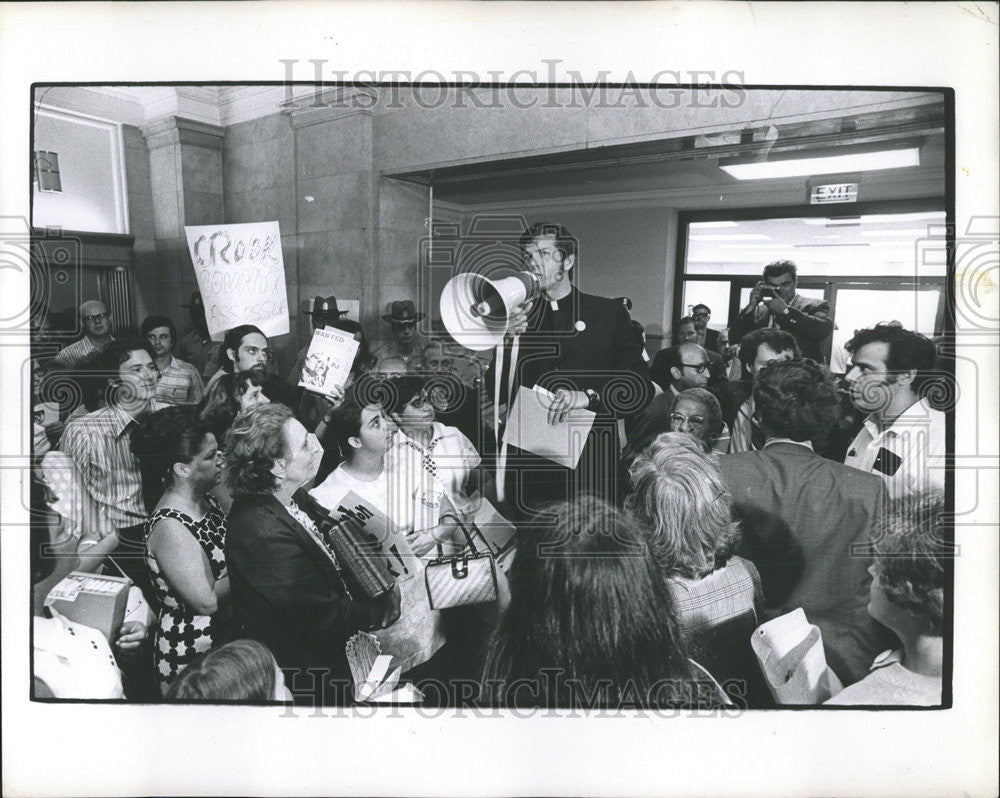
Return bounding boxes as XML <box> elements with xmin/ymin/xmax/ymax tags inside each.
<box><xmin>473</xmin><ymin>222</ymin><xmax>654</xmax><ymax>518</ymax></box>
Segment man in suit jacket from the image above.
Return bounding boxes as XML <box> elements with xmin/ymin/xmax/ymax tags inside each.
<box><xmin>486</xmin><ymin>222</ymin><xmax>653</xmax><ymax>518</ymax></box>
<box><xmin>729</xmin><ymin>259</ymin><xmax>833</xmax><ymax>363</ymax></box>
<box><xmin>715</xmin><ymin>358</ymin><xmax>894</xmax><ymax>686</ymax></box>
<box><xmin>692</xmin><ymin>303</ymin><xmax>721</xmax><ymax>353</ymax></box>
<box><xmin>650</xmin><ymin>317</ymin><xmax>726</xmax><ymax>395</ymax></box>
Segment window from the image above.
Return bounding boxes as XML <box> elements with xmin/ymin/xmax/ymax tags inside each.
<box><xmin>677</xmin><ymin>203</ymin><xmax>947</xmax><ymax>361</ymax></box>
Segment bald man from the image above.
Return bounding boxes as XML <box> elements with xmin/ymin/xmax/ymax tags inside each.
<box><xmin>53</xmin><ymin>300</ymin><xmax>114</xmax><ymax>369</ymax></box>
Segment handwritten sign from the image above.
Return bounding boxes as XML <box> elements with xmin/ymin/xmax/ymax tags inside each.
<box><xmin>337</xmin><ymin>492</ymin><xmax>422</xmax><ymax>582</ymax></box>
<box><xmin>185</xmin><ymin>222</ymin><xmax>289</xmax><ymax>341</ymax></box>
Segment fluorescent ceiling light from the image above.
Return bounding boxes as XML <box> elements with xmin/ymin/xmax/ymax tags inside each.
<box><xmin>861</xmin><ymin>229</ymin><xmax>930</xmax><ymax>237</ymax></box>
<box><xmin>802</xmin><ymin>217</ymin><xmax>861</xmax><ymax>226</ymax></box>
<box><xmin>719</xmin><ymin>243</ymin><xmax>787</xmax><ymax>249</ymax></box>
<box><xmin>861</xmin><ymin>212</ymin><xmax>944</xmax><ymax>224</ymax></box>
<box><xmin>690</xmin><ymin>234</ymin><xmax>770</xmax><ymax>241</ymax></box>
<box><xmin>720</xmin><ymin>147</ymin><xmax>920</xmax><ymax>180</ymax></box>
<box><xmin>691</xmin><ymin>221</ymin><xmax>739</xmax><ymax>229</ymax></box>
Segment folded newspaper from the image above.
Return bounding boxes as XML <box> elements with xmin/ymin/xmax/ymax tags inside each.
<box><xmin>345</xmin><ymin>631</ymin><xmax>423</xmax><ymax>704</ymax></box>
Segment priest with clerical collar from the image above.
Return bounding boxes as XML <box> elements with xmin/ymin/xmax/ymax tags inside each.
<box><xmin>485</xmin><ymin>222</ymin><xmax>653</xmax><ymax>519</ymax></box>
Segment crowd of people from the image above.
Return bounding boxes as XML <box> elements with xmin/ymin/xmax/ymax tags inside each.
<box><xmin>29</xmin><ymin>223</ymin><xmax>948</xmax><ymax>709</ymax></box>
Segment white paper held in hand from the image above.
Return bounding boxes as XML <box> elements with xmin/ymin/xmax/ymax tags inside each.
<box><xmin>751</xmin><ymin>607</ymin><xmax>844</xmax><ymax>704</ymax></box>
<box><xmin>298</xmin><ymin>327</ymin><xmax>360</xmax><ymax>398</ymax></box>
<box><xmin>502</xmin><ymin>385</ymin><xmax>595</xmax><ymax>469</ymax></box>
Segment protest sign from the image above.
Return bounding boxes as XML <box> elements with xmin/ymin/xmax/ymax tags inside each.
<box><xmin>185</xmin><ymin>221</ymin><xmax>289</xmax><ymax>341</ymax></box>
<box><xmin>335</xmin><ymin>492</ymin><xmax>422</xmax><ymax>583</ymax></box>
<box><xmin>298</xmin><ymin>327</ymin><xmax>360</xmax><ymax>397</ymax></box>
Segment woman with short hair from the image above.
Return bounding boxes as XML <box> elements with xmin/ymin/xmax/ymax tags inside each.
<box><xmin>668</xmin><ymin>387</ymin><xmax>730</xmax><ymax>454</ymax></box>
<box><xmin>625</xmin><ymin>432</ymin><xmax>763</xmax><ymax>697</ymax></box>
<box><xmin>383</xmin><ymin>374</ymin><xmax>487</xmax><ymax>508</ymax></box>
<box><xmin>827</xmin><ymin>492</ymin><xmax>945</xmax><ymax>706</ymax></box>
<box><xmin>131</xmin><ymin>406</ymin><xmax>230</xmax><ymax>694</ymax></box>
<box><xmin>224</xmin><ymin>403</ymin><xmax>399</xmax><ymax>704</ymax></box>
<box><xmin>198</xmin><ymin>370</ymin><xmax>270</xmax><ymax>440</ymax></box>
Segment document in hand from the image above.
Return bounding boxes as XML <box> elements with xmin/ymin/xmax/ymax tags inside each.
<box><xmin>502</xmin><ymin>385</ymin><xmax>595</xmax><ymax>469</ymax></box>
<box><xmin>298</xmin><ymin>327</ymin><xmax>360</xmax><ymax>397</ymax></box>
<box><xmin>751</xmin><ymin>607</ymin><xmax>844</xmax><ymax>704</ymax></box>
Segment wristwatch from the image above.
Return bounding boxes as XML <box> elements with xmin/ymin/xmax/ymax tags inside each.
<box><xmin>584</xmin><ymin>388</ymin><xmax>601</xmax><ymax>411</ymax></box>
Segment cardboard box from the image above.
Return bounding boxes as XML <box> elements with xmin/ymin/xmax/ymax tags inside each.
<box><xmin>46</xmin><ymin>571</ymin><xmax>131</xmax><ymax>644</ymax></box>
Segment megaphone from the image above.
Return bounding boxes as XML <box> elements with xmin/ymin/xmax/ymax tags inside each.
<box><xmin>440</xmin><ymin>271</ymin><xmax>541</xmax><ymax>351</ymax></box>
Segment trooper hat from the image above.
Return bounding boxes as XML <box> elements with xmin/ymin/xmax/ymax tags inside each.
<box><xmin>306</xmin><ymin>295</ymin><xmax>350</xmax><ymax>320</ymax></box>
<box><xmin>382</xmin><ymin>299</ymin><xmax>425</xmax><ymax>325</ymax></box>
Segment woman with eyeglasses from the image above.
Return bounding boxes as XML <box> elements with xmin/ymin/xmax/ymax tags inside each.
<box><xmin>384</xmin><ymin>375</ymin><xmax>489</xmax><ymax>509</ymax></box>
<box><xmin>669</xmin><ymin>387</ymin><xmax>731</xmax><ymax>454</ymax></box>
<box><xmin>130</xmin><ymin>406</ymin><xmax>231</xmax><ymax>694</ymax></box>
<box><xmin>309</xmin><ymin>380</ymin><xmax>467</xmax><ymax>684</ymax></box>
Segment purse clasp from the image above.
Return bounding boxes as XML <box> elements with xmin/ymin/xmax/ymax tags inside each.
<box><xmin>451</xmin><ymin>559</ymin><xmax>469</xmax><ymax>579</ymax></box>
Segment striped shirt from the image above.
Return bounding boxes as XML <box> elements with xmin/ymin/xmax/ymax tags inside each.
<box><xmin>53</xmin><ymin>337</ymin><xmax>103</xmax><ymax>369</ymax></box>
<box><xmin>59</xmin><ymin>402</ymin><xmax>164</xmax><ymax>539</ymax></box>
<box><xmin>154</xmin><ymin>356</ymin><xmax>204</xmax><ymax>406</ymax></box>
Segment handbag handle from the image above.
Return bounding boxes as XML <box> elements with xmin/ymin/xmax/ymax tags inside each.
<box><xmin>437</xmin><ymin>512</ymin><xmax>482</xmax><ymax>558</ymax></box>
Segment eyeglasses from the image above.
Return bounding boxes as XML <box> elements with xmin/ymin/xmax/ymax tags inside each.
<box><xmin>82</xmin><ymin>312</ymin><xmax>110</xmax><ymax>323</ymax></box>
<box><xmin>670</xmin><ymin>412</ymin><xmax>706</xmax><ymax>427</ymax></box>
<box><xmin>681</xmin><ymin>362</ymin><xmax>710</xmax><ymax>374</ymax></box>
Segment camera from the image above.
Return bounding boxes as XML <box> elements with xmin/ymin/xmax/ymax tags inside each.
<box><xmin>759</xmin><ymin>286</ymin><xmax>777</xmax><ymax>300</ymax></box>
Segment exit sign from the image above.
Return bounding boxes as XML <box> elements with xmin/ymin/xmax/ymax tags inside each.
<box><xmin>810</xmin><ymin>183</ymin><xmax>859</xmax><ymax>204</ymax></box>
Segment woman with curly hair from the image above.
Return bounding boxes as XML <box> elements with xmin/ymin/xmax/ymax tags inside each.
<box><xmin>131</xmin><ymin>406</ymin><xmax>230</xmax><ymax>694</ymax></box>
<box><xmin>827</xmin><ymin>491</ymin><xmax>945</xmax><ymax>706</ymax></box>
<box><xmin>625</xmin><ymin>433</ymin><xmax>764</xmax><ymax>701</ymax></box>
<box><xmin>479</xmin><ymin>495</ymin><xmax>727</xmax><ymax>710</ymax></box>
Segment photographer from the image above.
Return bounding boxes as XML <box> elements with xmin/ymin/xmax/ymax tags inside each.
<box><xmin>729</xmin><ymin>260</ymin><xmax>833</xmax><ymax>363</ymax></box>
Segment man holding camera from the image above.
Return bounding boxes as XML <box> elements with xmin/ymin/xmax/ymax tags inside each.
<box><xmin>729</xmin><ymin>260</ymin><xmax>833</xmax><ymax>363</ymax></box>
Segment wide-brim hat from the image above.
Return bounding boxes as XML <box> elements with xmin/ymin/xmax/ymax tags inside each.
<box><xmin>305</xmin><ymin>295</ymin><xmax>349</xmax><ymax>319</ymax></box>
<box><xmin>382</xmin><ymin>299</ymin><xmax>425</xmax><ymax>325</ymax></box>
<box><xmin>182</xmin><ymin>291</ymin><xmax>204</xmax><ymax>309</ymax></box>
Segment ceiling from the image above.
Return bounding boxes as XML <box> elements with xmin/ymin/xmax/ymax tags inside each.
<box><xmin>388</xmin><ymin>100</ymin><xmax>947</xmax><ymax>208</ymax></box>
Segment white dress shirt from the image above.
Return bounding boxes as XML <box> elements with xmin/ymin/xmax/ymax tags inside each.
<box><xmin>843</xmin><ymin>397</ymin><xmax>945</xmax><ymax>499</ymax></box>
